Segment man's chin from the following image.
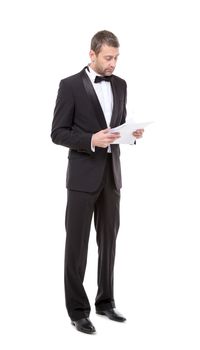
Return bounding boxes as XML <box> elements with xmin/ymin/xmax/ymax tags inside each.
<box><xmin>104</xmin><ymin>71</ymin><xmax>113</xmax><ymax>76</ymax></box>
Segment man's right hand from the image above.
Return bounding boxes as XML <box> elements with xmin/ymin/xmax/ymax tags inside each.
<box><xmin>91</xmin><ymin>128</ymin><xmax>120</xmax><ymax>148</ymax></box>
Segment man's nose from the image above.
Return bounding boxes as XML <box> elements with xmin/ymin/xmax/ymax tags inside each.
<box><xmin>110</xmin><ymin>59</ymin><xmax>117</xmax><ymax>68</ymax></box>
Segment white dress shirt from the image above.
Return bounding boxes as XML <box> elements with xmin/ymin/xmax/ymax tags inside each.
<box><xmin>86</xmin><ymin>66</ymin><xmax>113</xmax><ymax>152</ymax></box>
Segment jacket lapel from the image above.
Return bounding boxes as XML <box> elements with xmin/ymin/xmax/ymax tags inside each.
<box><xmin>81</xmin><ymin>68</ymin><xmax>107</xmax><ymax>130</ymax></box>
<box><xmin>110</xmin><ymin>78</ymin><xmax>120</xmax><ymax>128</ymax></box>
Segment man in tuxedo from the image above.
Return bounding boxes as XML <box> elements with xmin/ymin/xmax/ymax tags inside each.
<box><xmin>51</xmin><ymin>30</ymin><xmax>144</xmax><ymax>334</ymax></box>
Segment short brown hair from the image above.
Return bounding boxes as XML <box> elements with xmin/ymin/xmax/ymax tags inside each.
<box><xmin>90</xmin><ymin>30</ymin><xmax>120</xmax><ymax>55</ymax></box>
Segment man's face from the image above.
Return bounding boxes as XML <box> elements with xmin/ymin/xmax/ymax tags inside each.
<box><xmin>90</xmin><ymin>44</ymin><xmax>120</xmax><ymax>76</ymax></box>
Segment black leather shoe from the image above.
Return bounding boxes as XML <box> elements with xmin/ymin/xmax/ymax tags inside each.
<box><xmin>71</xmin><ymin>318</ymin><xmax>96</xmax><ymax>334</ymax></box>
<box><xmin>96</xmin><ymin>308</ymin><xmax>126</xmax><ymax>322</ymax></box>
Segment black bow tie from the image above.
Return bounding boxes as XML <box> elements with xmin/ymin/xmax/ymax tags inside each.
<box><xmin>94</xmin><ymin>75</ymin><xmax>112</xmax><ymax>83</ymax></box>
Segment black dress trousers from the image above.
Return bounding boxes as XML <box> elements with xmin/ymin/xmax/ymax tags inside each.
<box><xmin>64</xmin><ymin>155</ymin><xmax>120</xmax><ymax>321</ymax></box>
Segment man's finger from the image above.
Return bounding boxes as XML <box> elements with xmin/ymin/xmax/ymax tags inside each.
<box><xmin>102</xmin><ymin>128</ymin><xmax>110</xmax><ymax>133</ymax></box>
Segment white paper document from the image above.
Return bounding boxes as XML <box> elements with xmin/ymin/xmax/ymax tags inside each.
<box><xmin>110</xmin><ymin>121</ymin><xmax>153</xmax><ymax>144</ymax></box>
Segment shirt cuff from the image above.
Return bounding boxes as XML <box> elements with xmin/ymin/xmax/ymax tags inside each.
<box><xmin>91</xmin><ymin>137</ymin><xmax>95</xmax><ymax>152</ymax></box>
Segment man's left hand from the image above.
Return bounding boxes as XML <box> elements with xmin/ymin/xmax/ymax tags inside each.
<box><xmin>132</xmin><ymin>129</ymin><xmax>144</xmax><ymax>139</ymax></box>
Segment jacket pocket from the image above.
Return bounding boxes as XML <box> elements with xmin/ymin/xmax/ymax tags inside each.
<box><xmin>68</xmin><ymin>149</ymin><xmax>93</xmax><ymax>159</ymax></box>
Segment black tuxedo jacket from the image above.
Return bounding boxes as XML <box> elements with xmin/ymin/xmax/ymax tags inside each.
<box><xmin>51</xmin><ymin>67</ymin><xmax>127</xmax><ymax>192</ymax></box>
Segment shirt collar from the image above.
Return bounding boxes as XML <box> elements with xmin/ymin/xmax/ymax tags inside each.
<box><xmin>86</xmin><ymin>65</ymin><xmax>102</xmax><ymax>83</ymax></box>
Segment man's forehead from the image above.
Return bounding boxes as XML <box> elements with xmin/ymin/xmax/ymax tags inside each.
<box><xmin>99</xmin><ymin>44</ymin><xmax>120</xmax><ymax>56</ymax></box>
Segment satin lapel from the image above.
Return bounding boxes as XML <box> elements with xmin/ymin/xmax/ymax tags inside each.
<box><xmin>81</xmin><ymin>69</ymin><xmax>107</xmax><ymax>130</ymax></box>
<box><xmin>110</xmin><ymin>78</ymin><xmax>120</xmax><ymax>128</ymax></box>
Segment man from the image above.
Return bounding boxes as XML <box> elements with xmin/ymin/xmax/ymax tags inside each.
<box><xmin>51</xmin><ymin>30</ymin><xmax>144</xmax><ymax>334</ymax></box>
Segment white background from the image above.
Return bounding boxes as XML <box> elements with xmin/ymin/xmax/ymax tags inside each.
<box><xmin>0</xmin><ymin>0</ymin><xmax>200</xmax><ymax>349</ymax></box>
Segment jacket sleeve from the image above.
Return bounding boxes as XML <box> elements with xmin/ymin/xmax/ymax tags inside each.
<box><xmin>51</xmin><ymin>80</ymin><xmax>93</xmax><ymax>154</ymax></box>
<box><xmin>121</xmin><ymin>81</ymin><xmax>127</xmax><ymax>125</ymax></box>
<box><xmin>121</xmin><ymin>81</ymin><xmax>136</xmax><ymax>145</ymax></box>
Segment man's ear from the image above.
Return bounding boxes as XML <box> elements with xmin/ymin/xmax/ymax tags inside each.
<box><xmin>89</xmin><ymin>50</ymin><xmax>96</xmax><ymax>62</ymax></box>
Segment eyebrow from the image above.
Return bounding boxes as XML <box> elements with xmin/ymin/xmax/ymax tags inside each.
<box><xmin>104</xmin><ymin>54</ymin><xmax>120</xmax><ymax>58</ymax></box>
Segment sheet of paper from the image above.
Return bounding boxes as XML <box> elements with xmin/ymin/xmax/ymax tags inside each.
<box><xmin>110</xmin><ymin>121</ymin><xmax>153</xmax><ymax>144</ymax></box>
